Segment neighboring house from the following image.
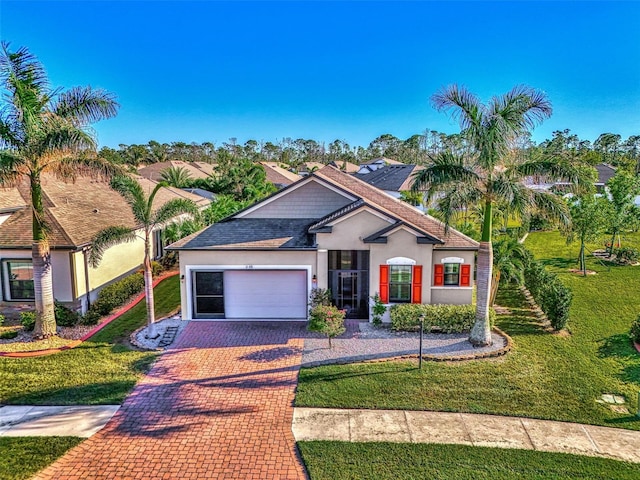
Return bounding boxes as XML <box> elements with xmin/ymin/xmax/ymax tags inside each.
<box><xmin>137</xmin><ymin>160</ymin><xmax>216</xmax><ymax>182</ymax></box>
<box><xmin>328</xmin><ymin>160</ymin><xmax>360</xmax><ymax>173</ymax></box>
<box><xmin>525</xmin><ymin>163</ymin><xmax>617</xmax><ymax>193</ymax></box>
<box><xmin>357</xmin><ymin>157</ymin><xmax>404</xmax><ymax>174</ymax></box>
<box><xmin>354</xmin><ymin>164</ymin><xmax>425</xmax><ymax>203</ymax></box>
<box><xmin>169</xmin><ymin>166</ymin><xmax>478</xmax><ymax>322</ymax></box>
<box><xmin>0</xmin><ymin>175</ymin><xmax>210</xmax><ymax>314</ymax></box>
<box><xmin>260</xmin><ymin>162</ymin><xmax>302</xmax><ymax>188</ymax></box>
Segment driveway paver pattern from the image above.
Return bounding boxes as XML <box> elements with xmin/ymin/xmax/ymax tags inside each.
<box><xmin>34</xmin><ymin>322</ymin><xmax>308</xmax><ymax>480</ymax></box>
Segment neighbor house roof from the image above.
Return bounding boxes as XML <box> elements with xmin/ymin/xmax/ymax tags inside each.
<box><xmin>361</xmin><ymin>157</ymin><xmax>405</xmax><ymax>166</ymax></box>
<box><xmin>0</xmin><ymin>174</ymin><xmax>210</xmax><ymax>249</ymax></box>
<box><xmin>354</xmin><ymin>164</ymin><xmax>424</xmax><ymax>192</ymax></box>
<box><xmin>595</xmin><ymin>163</ymin><xmax>616</xmax><ymax>185</ymax></box>
<box><xmin>328</xmin><ymin>160</ymin><xmax>360</xmax><ymax>173</ymax></box>
<box><xmin>137</xmin><ymin>160</ymin><xmax>215</xmax><ymax>182</ymax></box>
<box><xmin>260</xmin><ymin>162</ymin><xmax>301</xmax><ymax>186</ymax></box>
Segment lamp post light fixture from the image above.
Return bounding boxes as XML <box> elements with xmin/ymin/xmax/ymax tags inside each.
<box><xmin>419</xmin><ymin>314</ymin><xmax>425</xmax><ymax>370</ymax></box>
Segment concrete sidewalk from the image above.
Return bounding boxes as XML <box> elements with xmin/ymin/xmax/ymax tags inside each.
<box><xmin>0</xmin><ymin>405</ymin><xmax>119</xmax><ymax>437</ymax></box>
<box><xmin>293</xmin><ymin>408</ymin><xmax>640</xmax><ymax>464</ymax></box>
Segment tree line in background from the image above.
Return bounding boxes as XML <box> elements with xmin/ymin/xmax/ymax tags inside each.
<box><xmin>101</xmin><ymin>129</ymin><xmax>640</xmax><ymax>173</ymax></box>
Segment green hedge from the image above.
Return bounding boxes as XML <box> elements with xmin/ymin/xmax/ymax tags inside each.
<box><xmin>91</xmin><ymin>272</ymin><xmax>145</xmax><ymax>316</ymax></box>
<box><xmin>523</xmin><ymin>259</ymin><xmax>572</xmax><ymax>331</ymax></box>
<box><xmin>630</xmin><ymin>315</ymin><xmax>640</xmax><ymax>343</ymax></box>
<box><xmin>390</xmin><ymin>304</ymin><xmax>496</xmax><ymax>333</ymax></box>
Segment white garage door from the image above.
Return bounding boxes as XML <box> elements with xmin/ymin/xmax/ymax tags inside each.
<box><xmin>224</xmin><ymin>270</ymin><xmax>307</xmax><ymax>319</ymax></box>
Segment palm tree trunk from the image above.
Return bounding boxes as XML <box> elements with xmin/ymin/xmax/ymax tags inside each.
<box><xmin>30</xmin><ymin>173</ymin><xmax>56</xmax><ymax>338</ymax></box>
<box><xmin>143</xmin><ymin>233</ymin><xmax>158</xmax><ymax>339</ymax></box>
<box><xmin>470</xmin><ymin>200</ymin><xmax>493</xmax><ymax>346</ymax></box>
<box><xmin>32</xmin><ymin>240</ymin><xmax>56</xmax><ymax>338</ymax></box>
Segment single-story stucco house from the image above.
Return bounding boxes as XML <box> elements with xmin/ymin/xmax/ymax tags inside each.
<box><xmin>0</xmin><ymin>174</ymin><xmax>210</xmax><ymax>314</ymax></box>
<box><xmin>169</xmin><ymin>166</ymin><xmax>478</xmax><ymax>322</ymax></box>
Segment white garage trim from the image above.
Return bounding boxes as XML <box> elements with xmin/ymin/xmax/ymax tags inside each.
<box><xmin>184</xmin><ymin>264</ymin><xmax>312</xmax><ymax>321</ymax></box>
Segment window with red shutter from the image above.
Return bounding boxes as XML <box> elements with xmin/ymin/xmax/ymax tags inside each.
<box><xmin>460</xmin><ymin>264</ymin><xmax>471</xmax><ymax>286</ymax></box>
<box><xmin>379</xmin><ymin>265</ymin><xmax>389</xmax><ymax>303</ymax></box>
<box><xmin>411</xmin><ymin>265</ymin><xmax>422</xmax><ymax>303</ymax></box>
<box><xmin>433</xmin><ymin>264</ymin><xmax>444</xmax><ymax>286</ymax></box>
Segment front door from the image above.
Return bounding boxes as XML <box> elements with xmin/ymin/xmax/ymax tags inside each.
<box><xmin>193</xmin><ymin>271</ymin><xmax>224</xmax><ymax>318</ymax></box>
<box><xmin>328</xmin><ymin>251</ymin><xmax>370</xmax><ymax>319</ymax></box>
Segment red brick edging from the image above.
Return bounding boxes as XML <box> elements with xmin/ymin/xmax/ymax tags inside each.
<box><xmin>0</xmin><ymin>271</ymin><xmax>178</xmax><ymax>358</ymax></box>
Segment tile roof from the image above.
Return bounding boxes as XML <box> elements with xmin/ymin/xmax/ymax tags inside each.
<box><xmin>314</xmin><ymin>166</ymin><xmax>478</xmax><ymax>249</ymax></box>
<box><xmin>355</xmin><ymin>164</ymin><xmax>424</xmax><ymax>191</ymax></box>
<box><xmin>0</xmin><ymin>174</ymin><xmax>210</xmax><ymax>249</ymax></box>
<box><xmin>260</xmin><ymin>162</ymin><xmax>301</xmax><ymax>185</ymax></box>
<box><xmin>137</xmin><ymin>161</ymin><xmax>216</xmax><ymax>182</ymax></box>
<box><xmin>170</xmin><ymin>218</ymin><xmax>315</xmax><ymax>250</ymax></box>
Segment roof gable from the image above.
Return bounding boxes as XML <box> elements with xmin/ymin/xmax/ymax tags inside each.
<box><xmin>313</xmin><ymin>166</ymin><xmax>478</xmax><ymax>249</ymax></box>
<box><xmin>238</xmin><ymin>176</ymin><xmax>355</xmax><ymax>219</ymax></box>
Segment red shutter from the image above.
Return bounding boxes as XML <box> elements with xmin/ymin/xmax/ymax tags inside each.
<box><xmin>379</xmin><ymin>265</ymin><xmax>389</xmax><ymax>303</ymax></box>
<box><xmin>460</xmin><ymin>264</ymin><xmax>471</xmax><ymax>286</ymax></box>
<box><xmin>433</xmin><ymin>264</ymin><xmax>444</xmax><ymax>286</ymax></box>
<box><xmin>412</xmin><ymin>265</ymin><xmax>423</xmax><ymax>304</ymax></box>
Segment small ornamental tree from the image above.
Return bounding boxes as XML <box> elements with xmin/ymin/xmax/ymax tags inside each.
<box><xmin>308</xmin><ymin>305</ymin><xmax>346</xmax><ymax>348</ymax></box>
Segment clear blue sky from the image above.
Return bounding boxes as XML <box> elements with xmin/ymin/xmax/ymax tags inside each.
<box><xmin>2</xmin><ymin>1</ymin><xmax>639</xmax><ymax>149</ymax></box>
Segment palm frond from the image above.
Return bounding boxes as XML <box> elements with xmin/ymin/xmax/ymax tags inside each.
<box><xmin>0</xmin><ymin>150</ymin><xmax>26</xmax><ymax>185</ymax></box>
<box><xmin>529</xmin><ymin>190</ymin><xmax>571</xmax><ymax>227</ymax></box>
<box><xmin>49</xmin><ymin>153</ymin><xmax>126</xmax><ymax>182</ymax></box>
<box><xmin>411</xmin><ymin>151</ymin><xmax>479</xmax><ymax>192</ymax></box>
<box><xmin>431</xmin><ymin>84</ymin><xmax>483</xmax><ymax>134</ymax></box>
<box><xmin>0</xmin><ymin>42</ymin><xmax>49</xmax><ymax>94</ymax></box>
<box><xmin>511</xmin><ymin>159</ymin><xmax>592</xmax><ymax>190</ymax></box>
<box><xmin>152</xmin><ymin>198</ymin><xmax>199</xmax><ymax>226</ymax></box>
<box><xmin>51</xmin><ymin>86</ymin><xmax>119</xmax><ymax>126</ymax></box>
<box><xmin>110</xmin><ymin>175</ymin><xmax>150</xmax><ymax>224</ymax></box>
<box><xmin>434</xmin><ymin>184</ymin><xmax>483</xmax><ymax>230</ymax></box>
<box><xmin>88</xmin><ymin>225</ymin><xmax>137</xmax><ymax>267</ymax></box>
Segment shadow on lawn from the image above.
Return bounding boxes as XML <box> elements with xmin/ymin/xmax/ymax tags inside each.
<box><xmin>597</xmin><ymin>334</ymin><xmax>640</xmax><ymax>386</ymax></box>
<box><xmin>494</xmin><ymin>285</ymin><xmax>547</xmax><ymax>337</ymax></box>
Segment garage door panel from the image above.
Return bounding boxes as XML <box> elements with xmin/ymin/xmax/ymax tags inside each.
<box><xmin>224</xmin><ymin>270</ymin><xmax>307</xmax><ymax>319</ymax></box>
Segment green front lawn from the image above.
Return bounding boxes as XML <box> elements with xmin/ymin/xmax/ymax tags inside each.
<box><xmin>0</xmin><ymin>437</ymin><xmax>82</xmax><ymax>480</ymax></box>
<box><xmin>298</xmin><ymin>442</ymin><xmax>640</xmax><ymax>480</ymax></box>
<box><xmin>0</xmin><ymin>275</ymin><xmax>180</xmax><ymax>405</ymax></box>
<box><xmin>296</xmin><ymin>231</ymin><xmax>640</xmax><ymax>430</ymax></box>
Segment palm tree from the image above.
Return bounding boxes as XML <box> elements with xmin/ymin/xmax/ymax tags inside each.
<box><xmin>160</xmin><ymin>165</ymin><xmax>192</xmax><ymax>188</ymax></box>
<box><xmin>0</xmin><ymin>43</ymin><xmax>119</xmax><ymax>337</ymax></box>
<box><xmin>412</xmin><ymin>85</ymin><xmax>581</xmax><ymax>346</ymax></box>
<box><xmin>89</xmin><ymin>176</ymin><xmax>198</xmax><ymax>337</ymax></box>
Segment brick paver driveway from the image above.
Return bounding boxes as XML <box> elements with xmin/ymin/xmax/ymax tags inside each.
<box><xmin>35</xmin><ymin>322</ymin><xmax>308</xmax><ymax>480</ymax></box>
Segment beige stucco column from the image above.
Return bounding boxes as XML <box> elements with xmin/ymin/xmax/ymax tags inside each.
<box><xmin>316</xmin><ymin>249</ymin><xmax>328</xmax><ymax>289</ymax></box>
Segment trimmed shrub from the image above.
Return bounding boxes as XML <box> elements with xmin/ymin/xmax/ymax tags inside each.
<box><xmin>524</xmin><ymin>258</ymin><xmax>572</xmax><ymax>331</ymax></box>
<box><xmin>93</xmin><ymin>272</ymin><xmax>145</xmax><ymax>315</ymax></box>
<box><xmin>54</xmin><ymin>301</ymin><xmax>80</xmax><ymax>327</ymax></box>
<box><xmin>81</xmin><ymin>308</ymin><xmax>102</xmax><ymax>326</ymax></box>
<box><xmin>20</xmin><ymin>311</ymin><xmax>36</xmax><ymax>332</ymax></box>
<box><xmin>0</xmin><ymin>314</ymin><xmax>4</xmax><ymax>327</ymax></box>
<box><xmin>615</xmin><ymin>247</ymin><xmax>639</xmax><ymax>264</ymax></box>
<box><xmin>0</xmin><ymin>330</ymin><xmax>18</xmax><ymax>339</ymax></box>
<box><xmin>308</xmin><ymin>305</ymin><xmax>346</xmax><ymax>348</ymax></box>
<box><xmin>151</xmin><ymin>261</ymin><xmax>164</xmax><ymax>277</ymax></box>
<box><xmin>630</xmin><ymin>315</ymin><xmax>640</xmax><ymax>343</ymax></box>
<box><xmin>390</xmin><ymin>304</ymin><xmax>496</xmax><ymax>333</ymax></box>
